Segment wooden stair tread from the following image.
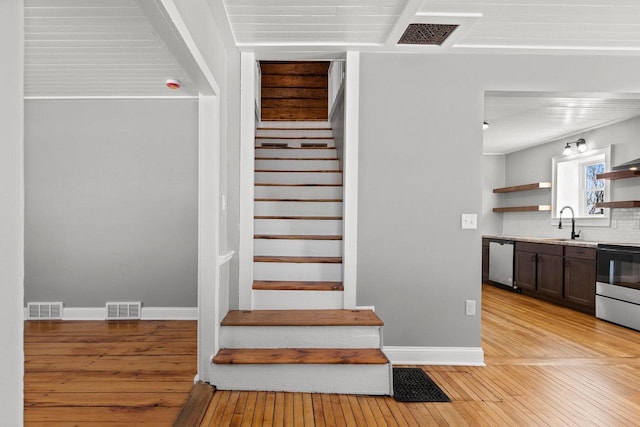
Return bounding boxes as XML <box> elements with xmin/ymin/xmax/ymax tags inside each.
<box><xmin>255</xmin><ymin>216</ymin><xmax>342</xmax><ymax>220</ymax></box>
<box><xmin>253</xmin><ymin>280</ymin><xmax>344</xmax><ymax>291</ymax></box>
<box><xmin>255</xmin><ymin>157</ymin><xmax>338</xmax><ymax>161</ymax></box>
<box><xmin>255</xmin><ymin>169</ymin><xmax>340</xmax><ymax>173</ymax></box>
<box><xmin>255</xmin><ymin>198</ymin><xmax>342</xmax><ymax>202</ymax></box>
<box><xmin>255</xmin><ymin>183</ymin><xmax>342</xmax><ymax>187</ymax></box>
<box><xmin>254</xmin><ymin>256</ymin><xmax>342</xmax><ymax>263</ymax></box>
<box><xmin>254</xmin><ymin>234</ymin><xmax>342</xmax><ymax>240</ymax></box>
<box><xmin>222</xmin><ymin>309</ymin><xmax>382</xmax><ymax>326</ymax></box>
<box><xmin>256</xmin><ymin>136</ymin><xmax>334</xmax><ymax>140</ymax></box>
<box><xmin>213</xmin><ymin>348</ymin><xmax>388</xmax><ymax>365</ymax></box>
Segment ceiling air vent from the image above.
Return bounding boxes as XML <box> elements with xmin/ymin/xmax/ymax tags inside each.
<box><xmin>398</xmin><ymin>23</ymin><xmax>459</xmax><ymax>45</ymax></box>
<box><xmin>27</xmin><ymin>302</ymin><xmax>63</xmax><ymax>320</ymax></box>
<box><xmin>106</xmin><ymin>302</ymin><xmax>141</xmax><ymax>320</ymax></box>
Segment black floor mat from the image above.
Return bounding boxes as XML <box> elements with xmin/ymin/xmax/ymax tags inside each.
<box><xmin>393</xmin><ymin>367</ymin><xmax>451</xmax><ymax>402</ymax></box>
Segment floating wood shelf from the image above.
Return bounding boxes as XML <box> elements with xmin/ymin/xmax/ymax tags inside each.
<box><xmin>493</xmin><ymin>182</ymin><xmax>552</xmax><ymax>193</ymax></box>
<box><xmin>493</xmin><ymin>205</ymin><xmax>552</xmax><ymax>213</ymax></box>
<box><xmin>596</xmin><ymin>170</ymin><xmax>640</xmax><ymax>180</ymax></box>
<box><xmin>596</xmin><ymin>201</ymin><xmax>640</xmax><ymax>209</ymax></box>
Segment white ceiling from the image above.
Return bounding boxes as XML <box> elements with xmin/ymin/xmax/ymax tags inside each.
<box><xmin>24</xmin><ymin>0</ymin><xmax>196</xmax><ymax>97</ymax></box>
<box><xmin>484</xmin><ymin>92</ymin><xmax>640</xmax><ymax>154</ymax></box>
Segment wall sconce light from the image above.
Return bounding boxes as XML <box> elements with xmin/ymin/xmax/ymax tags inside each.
<box><xmin>562</xmin><ymin>138</ymin><xmax>587</xmax><ymax>155</ymax></box>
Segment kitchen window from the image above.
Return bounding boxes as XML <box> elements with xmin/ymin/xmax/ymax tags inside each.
<box><xmin>552</xmin><ymin>146</ymin><xmax>611</xmax><ymax>225</ymax></box>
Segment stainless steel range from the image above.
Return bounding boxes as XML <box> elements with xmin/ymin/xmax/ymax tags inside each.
<box><xmin>596</xmin><ymin>244</ymin><xmax>640</xmax><ymax>331</ymax></box>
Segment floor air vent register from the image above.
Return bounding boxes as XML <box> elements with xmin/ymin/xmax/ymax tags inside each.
<box><xmin>27</xmin><ymin>302</ymin><xmax>63</xmax><ymax>320</ymax></box>
<box><xmin>106</xmin><ymin>302</ymin><xmax>141</xmax><ymax>320</ymax></box>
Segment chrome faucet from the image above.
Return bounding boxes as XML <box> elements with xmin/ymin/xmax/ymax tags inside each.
<box><xmin>558</xmin><ymin>206</ymin><xmax>580</xmax><ymax>240</ymax></box>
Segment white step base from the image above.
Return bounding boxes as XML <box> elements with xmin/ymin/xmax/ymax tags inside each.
<box><xmin>255</xmin><ymin>148</ymin><xmax>337</xmax><ymax>159</ymax></box>
<box><xmin>252</xmin><ymin>290</ymin><xmax>343</xmax><ymax>309</ymax></box>
<box><xmin>255</xmin><ymin>159</ymin><xmax>339</xmax><ymax>171</ymax></box>
<box><xmin>255</xmin><ymin>171</ymin><xmax>342</xmax><ymax>185</ymax></box>
<box><xmin>254</xmin><ymin>262</ymin><xmax>342</xmax><ymax>282</ymax></box>
<box><xmin>255</xmin><ymin>185</ymin><xmax>343</xmax><ymax>199</ymax></box>
<box><xmin>254</xmin><ymin>239</ymin><xmax>341</xmax><ymax>257</ymax></box>
<box><xmin>256</xmin><ymin>129</ymin><xmax>334</xmax><ymax>138</ymax></box>
<box><xmin>260</xmin><ymin>121</ymin><xmax>331</xmax><ymax>129</ymax></box>
<box><xmin>255</xmin><ymin>201</ymin><xmax>342</xmax><ymax>217</ymax></box>
<box><xmin>211</xmin><ymin>363</ymin><xmax>392</xmax><ymax>395</ymax></box>
<box><xmin>254</xmin><ymin>218</ymin><xmax>342</xmax><ymax>235</ymax></box>
<box><xmin>257</xmin><ymin>139</ymin><xmax>335</xmax><ymax>148</ymax></box>
<box><xmin>219</xmin><ymin>325</ymin><xmax>380</xmax><ymax>349</ymax></box>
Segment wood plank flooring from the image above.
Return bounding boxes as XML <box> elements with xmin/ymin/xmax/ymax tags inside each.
<box><xmin>24</xmin><ymin>320</ymin><xmax>197</xmax><ymax>425</ymax></box>
<box><xmin>24</xmin><ymin>284</ymin><xmax>640</xmax><ymax>425</ymax></box>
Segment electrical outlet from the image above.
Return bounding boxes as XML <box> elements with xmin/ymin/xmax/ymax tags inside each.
<box><xmin>465</xmin><ymin>300</ymin><xmax>476</xmax><ymax>316</ymax></box>
<box><xmin>461</xmin><ymin>214</ymin><xmax>477</xmax><ymax>229</ymax></box>
<box><xmin>634</xmin><ymin>220</ymin><xmax>640</xmax><ymax>230</ymax></box>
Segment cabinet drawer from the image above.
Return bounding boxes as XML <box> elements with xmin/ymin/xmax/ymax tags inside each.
<box><xmin>565</xmin><ymin>246</ymin><xmax>596</xmax><ymax>260</ymax></box>
<box><xmin>516</xmin><ymin>242</ymin><xmax>563</xmax><ymax>256</ymax></box>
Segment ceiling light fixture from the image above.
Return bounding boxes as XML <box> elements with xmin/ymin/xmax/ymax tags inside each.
<box><xmin>483</xmin><ymin>121</ymin><xmax>489</xmax><ymax>130</ymax></box>
<box><xmin>562</xmin><ymin>138</ymin><xmax>587</xmax><ymax>155</ymax></box>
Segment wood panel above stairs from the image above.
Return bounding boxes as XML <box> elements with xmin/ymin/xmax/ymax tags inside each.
<box><xmin>260</xmin><ymin>61</ymin><xmax>330</xmax><ymax>121</ymax></box>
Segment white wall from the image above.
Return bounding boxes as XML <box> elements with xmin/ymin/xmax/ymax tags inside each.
<box><xmin>500</xmin><ymin>115</ymin><xmax>640</xmax><ymax>242</ymax></box>
<box><xmin>0</xmin><ymin>0</ymin><xmax>24</xmax><ymax>423</ymax></box>
<box><xmin>357</xmin><ymin>52</ymin><xmax>640</xmax><ymax>350</ymax></box>
<box><xmin>25</xmin><ymin>99</ymin><xmax>199</xmax><ymax>307</ymax></box>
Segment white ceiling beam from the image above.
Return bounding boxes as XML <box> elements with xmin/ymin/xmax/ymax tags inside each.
<box><xmin>383</xmin><ymin>0</ymin><xmax>425</xmax><ymax>46</ymax></box>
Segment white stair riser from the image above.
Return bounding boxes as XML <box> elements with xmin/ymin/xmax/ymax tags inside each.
<box><xmin>255</xmin><ymin>201</ymin><xmax>342</xmax><ymax>217</ymax></box>
<box><xmin>255</xmin><ymin>185</ymin><xmax>343</xmax><ymax>199</ymax></box>
<box><xmin>219</xmin><ymin>326</ymin><xmax>381</xmax><ymax>349</ymax></box>
<box><xmin>260</xmin><ymin>121</ymin><xmax>331</xmax><ymax>129</ymax></box>
<box><xmin>256</xmin><ymin>139</ymin><xmax>335</xmax><ymax>148</ymax></box>
<box><xmin>255</xmin><ymin>159</ymin><xmax>339</xmax><ymax>171</ymax></box>
<box><xmin>254</xmin><ymin>219</ymin><xmax>342</xmax><ymax>235</ymax></box>
<box><xmin>256</xmin><ymin>129</ymin><xmax>334</xmax><ymax>138</ymax></box>
<box><xmin>211</xmin><ymin>364</ymin><xmax>391</xmax><ymax>395</ymax></box>
<box><xmin>255</xmin><ymin>172</ymin><xmax>342</xmax><ymax>185</ymax></box>
<box><xmin>252</xmin><ymin>290</ymin><xmax>343</xmax><ymax>309</ymax></box>
<box><xmin>254</xmin><ymin>262</ymin><xmax>342</xmax><ymax>282</ymax></box>
<box><xmin>255</xmin><ymin>148</ymin><xmax>336</xmax><ymax>159</ymax></box>
<box><xmin>254</xmin><ymin>239</ymin><xmax>342</xmax><ymax>257</ymax></box>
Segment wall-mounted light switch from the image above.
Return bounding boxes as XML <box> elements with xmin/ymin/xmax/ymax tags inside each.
<box><xmin>461</xmin><ymin>214</ymin><xmax>477</xmax><ymax>229</ymax></box>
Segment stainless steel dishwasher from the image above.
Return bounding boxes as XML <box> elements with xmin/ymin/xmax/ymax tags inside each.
<box><xmin>489</xmin><ymin>240</ymin><xmax>515</xmax><ymax>289</ymax></box>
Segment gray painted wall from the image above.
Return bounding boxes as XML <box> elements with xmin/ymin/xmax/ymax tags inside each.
<box><xmin>357</xmin><ymin>53</ymin><xmax>640</xmax><ymax>349</ymax></box>
<box><xmin>25</xmin><ymin>99</ymin><xmax>199</xmax><ymax>307</ymax></box>
<box><xmin>482</xmin><ymin>155</ymin><xmax>505</xmax><ymax>236</ymax></box>
<box><xmin>500</xmin><ymin>115</ymin><xmax>640</xmax><ymax>242</ymax></box>
<box><xmin>0</xmin><ymin>0</ymin><xmax>24</xmax><ymax>422</ymax></box>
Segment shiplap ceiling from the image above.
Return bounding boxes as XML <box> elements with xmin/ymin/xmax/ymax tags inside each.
<box><xmin>24</xmin><ymin>0</ymin><xmax>196</xmax><ymax>97</ymax></box>
<box><xmin>484</xmin><ymin>92</ymin><xmax>640</xmax><ymax>154</ymax></box>
<box><xmin>223</xmin><ymin>0</ymin><xmax>640</xmax><ymax>54</ymax></box>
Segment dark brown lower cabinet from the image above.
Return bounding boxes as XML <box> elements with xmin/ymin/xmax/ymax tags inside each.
<box><xmin>482</xmin><ymin>238</ymin><xmax>490</xmax><ymax>282</ymax></box>
<box><xmin>537</xmin><ymin>253</ymin><xmax>564</xmax><ymax>300</ymax></box>
<box><xmin>564</xmin><ymin>246</ymin><xmax>596</xmax><ymax>314</ymax></box>
<box><xmin>514</xmin><ymin>249</ymin><xmax>536</xmax><ymax>291</ymax></box>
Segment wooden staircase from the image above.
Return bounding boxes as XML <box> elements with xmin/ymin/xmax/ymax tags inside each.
<box><xmin>211</xmin><ymin>120</ymin><xmax>391</xmax><ymax>395</ymax></box>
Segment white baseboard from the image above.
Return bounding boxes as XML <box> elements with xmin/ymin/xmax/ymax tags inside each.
<box><xmin>24</xmin><ymin>306</ymin><xmax>198</xmax><ymax>321</ymax></box>
<box><xmin>383</xmin><ymin>346</ymin><xmax>485</xmax><ymax>366</ymax></box>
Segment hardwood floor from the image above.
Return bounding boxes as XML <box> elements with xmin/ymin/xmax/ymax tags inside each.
<box><xmin>24</xmin><ymin>320</ymin><xmax>197</xmax><ymax>425</ymax></box>
<box><xmin>24</xmin><ymin>284</ymin><xmax>640</xmax><ymax>425</ymax></box>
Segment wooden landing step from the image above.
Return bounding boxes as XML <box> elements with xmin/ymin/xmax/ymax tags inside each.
<box><xmin>254</xmin><ymin>256</ymin><xmax>342</xmax><ymax>263</ymax></box>
<box><xmin>221</xmin><ymin>309</ymin><xmax>383</xmax><ymax>326</ymax></box>
<box><xmin>253</xmin><ymin>280</ymin><xmax>343</xmax><ymax>291</ymax></box>
<box><xmin>172</xmin><ymin>382</ymin><xmax>214</xmax><ymax>427</ymax></box>
<box><xmin>213</xmin><ymin>348</ymin><xmax>388</xmax><ymax>365</ymax></box>
<box><xmin>256</xmin><ymin>136</ymin><xmax>335</xmax><ymax>140</ymax></box>
<box><xmin>254</xmin><ymin>234</ymin><xmax>342</xmax><ymax>240</ymax></box>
